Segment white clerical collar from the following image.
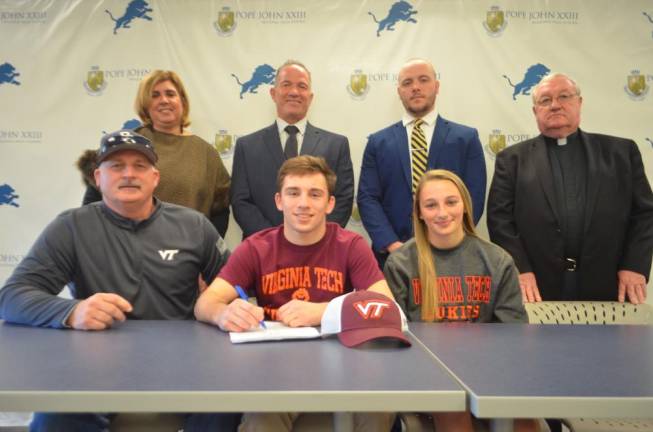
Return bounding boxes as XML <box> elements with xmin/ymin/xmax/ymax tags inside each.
<box><xmin>557</xmin><ymin>137</ymin><xmax>567</xmax><ymax>146</ymax></box>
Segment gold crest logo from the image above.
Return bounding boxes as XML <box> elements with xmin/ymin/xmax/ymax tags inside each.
<box><xmin>214</xmin><ymin>7</ymin><xmax>237</xmax><ymax>36</ymax></box>
<box><xmin>215</xmin><ymin>131</ymin><xmax>234</xmax><ymax>157</ymax></box>
<box><xmin>349</xmin><ymin>204</ymin><xmax>362</xmax><ymax>226</ymax></box>
<box><xmin>483</xmin><ymin>7</ymin><xmax>507</xmax><ymax>36</ymax></box>
<box><xmin>83</xmin><ymin>66</ymin><xmax>107</xmax><ymax>95</ymax></box>
<box><xmin>488</xmin><ymin>133</ymin><xmax>506</xmax><ymax>155</ymax></box>
<box><xmin>347</xmin><ymin>70</ymin><xmax>369</xmax><ymax>100</ymax></box>
<box><xmin>624</xmin><ymin>71</ymin><xmax>649</xmax><ymax>100</ymax></box>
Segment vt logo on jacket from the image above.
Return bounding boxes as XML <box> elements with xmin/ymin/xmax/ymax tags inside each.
<box><xmin>158</xmin><ymin>249</ymin><xmax>179</xmax><ymax>261</ymax></box>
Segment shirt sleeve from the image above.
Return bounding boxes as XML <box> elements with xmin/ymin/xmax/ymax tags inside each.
<box><xmin>216</xmin><ymin>240</ymin><xmax>258</xmax><ymax>295</ymax></box>
<box><xmin>0</xmin><ymin>214</ymin><xmax>79</xmax><ymax>328</ymax></box>
<box><xmin>382</xmin><ymin>252</ymin><xmax>411</xmax><ymax>319</ymax></box>
<box><xmin>200</xmin><ymin>216</ymin><xmax>231</xmax><ymax>285</ymax></box>
<box><xmin>492</xmin><ymin>251</ymin><xmax>528</xmax><ymax>323</ymax></box>
<box><xmin>348</xmin><ymin>236</ymin><xmax>385</xmax><ymax>290</ymax></box>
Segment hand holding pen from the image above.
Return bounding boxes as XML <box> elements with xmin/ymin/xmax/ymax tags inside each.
<box><xmin>235</xmin><ymin>285</ymin><xmax>267</xmax><ymax>330</ymax></box>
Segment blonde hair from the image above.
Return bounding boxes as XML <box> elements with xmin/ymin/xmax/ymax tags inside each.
<box><xmin>412</xmin><ymin>170</ymin><xmax>477</xmax><ymax>321</ymax></box>
<box><xmin>134</xmin><ymin>70</ymin><xmax>191</xmax><ymax>132</ymax></box>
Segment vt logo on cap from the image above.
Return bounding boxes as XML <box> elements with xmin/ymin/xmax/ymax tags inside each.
<box><xmin>353</xmin><ymin>300</ymin><xmax>391</xmax><ymax>319</ymax></box>
<box><xmin>321</xmin><ymin>291</ymin><xmax>411</xmax><ymax>348</ymax></box>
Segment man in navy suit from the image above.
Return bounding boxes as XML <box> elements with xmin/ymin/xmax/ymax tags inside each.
<box><xmin>358</xmin><ymin>58</ymin><xmax>486</xmax><ymax>266</ymax></box>
<box><xmin>231</xmin><ymin>60</ymin><xmax>354</xmax><ymax>238</ymax></box>
<box><xmin>488</xmin><ymin>73</ymin><xmax>653</xmax><ymax>304</ymax></box>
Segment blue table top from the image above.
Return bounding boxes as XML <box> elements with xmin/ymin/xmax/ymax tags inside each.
<box><xmin>409</xmin><ymin>322</ymin><xmax>653</xmax><ymax>418</ymax></box>
<box><xmin>0</xmin><ymin>320</ymin><xmax>465</xmax><ymax>413</ymax></box>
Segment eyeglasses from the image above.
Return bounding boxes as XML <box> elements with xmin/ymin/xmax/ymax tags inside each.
<box><xmin>535</xmin><ymin>93</ymin><xmax>578</xmax><ymax>107</ymax></box>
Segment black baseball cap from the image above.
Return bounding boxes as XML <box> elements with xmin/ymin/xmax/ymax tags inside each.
<box><xmin>97</xmin><ymin>130</ymin><xmax>157</xmax><ymax>164</ymax></box>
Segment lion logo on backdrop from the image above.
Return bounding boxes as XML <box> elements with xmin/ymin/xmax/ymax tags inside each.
<box><xmin>231</xmin><ymin>64</ymin><xmax>276</xmax><ymax>99</ymax></box>
<box><xmin>483</xmin><ymin>6</ymin><xmax>507</xmax><ymax>36</ymax></box>
<box><xmin>214</xmin><ymin>7</ymin><xmax>236</xmax><ymax>36</ymax></box>
<box><xmin>105</xmin><ymin>0</ymin><xmax>153</xmax><ymax>34</ymax></box>
<box><xmin>346</xmin><ymin>70</ymin><xmax>369</xmax><ymax>99</ymax></box>
<box><xmin>625</xmin><ymin>71</ymin><xmax>649</xmax><ymax>100</ymax></box>
<box><xmin>368</xmin><ymin>1</ymin><xmax>418</xmax><ymax>37</ymax></box>
<box><xmin>214</xmin><ymin>130</ymin><xmax>235</xmax><ymax>158</ymax></box>
<box><xmin>84</xmin><ymin>66</ymin><xmax>107</xmax><ymax>95</ymax></box>
<box><xmin>0</xmin><ymin>63</ymin><xmax>21</xmax><ymax>86</ymax></box>
<box><xmin>0</xmin><ymin>184</ymin><xmax>20</xmax><ymax>208</ymax></box>
<box><xmin>644</xmin><ymin>11</ymin><xmax>653</xmax><ymax>24</ymax></box>
<box><xmin>503</xmin><ymin>63</ymin><xmax>550</xmax><ymax>100</ymax></box>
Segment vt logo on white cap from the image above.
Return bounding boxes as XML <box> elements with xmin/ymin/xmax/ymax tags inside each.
<box><xmin>353</xmin><ymin>300</ymin><xmax>391</xmax><ymax>319</ymax></box>
<box><xmin>321</xmin><ymin>290</ymin><xmax>411</xmax><ymax>348</ymax></box>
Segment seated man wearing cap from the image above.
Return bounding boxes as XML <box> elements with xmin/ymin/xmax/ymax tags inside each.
<box><xmin>195</xmin><ymin>155</ymin><xmax>396</xmax><ymax>432</ymax></box>
<box><xmin>0</xmin><ymin>130</ymin><xmax>238</xmax><ymax>432</ymax></box>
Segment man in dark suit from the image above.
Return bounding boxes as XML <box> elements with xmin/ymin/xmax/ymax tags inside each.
<box><xmin>357</xmin><ymin>58</ymin><xmax>486</xmax><ymax>265</ymax></box>
<box><xmin>231</xmin><ymin>60</ymin><xmax>354</xmax><ymax>238</ymax></box>
<box><xmin>488</xmin><ymin>73</ymin><xmax>653</xmax><ymax>304</ymax></box>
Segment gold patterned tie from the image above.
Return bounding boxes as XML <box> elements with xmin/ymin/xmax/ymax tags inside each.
<box><xmin>410</xmin><ymin>118</ymin><xmax>428</xmax><ymax>193</ymax></box>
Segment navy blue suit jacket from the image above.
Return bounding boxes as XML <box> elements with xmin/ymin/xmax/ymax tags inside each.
<box><xmin>231</xmin><ymin>122</ymin><xmax>354</xmax><ymax>238</ymax></box>
<box><xmin>357</xmin><ymin>115</ymin><xmax>486</xmax><ymax>252</ymax></box>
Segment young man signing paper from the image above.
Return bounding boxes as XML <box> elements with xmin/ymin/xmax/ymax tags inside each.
<box><xmin>195</xmin><ymin>155</ymin><xmax>395</xmax><ymax>431</ymax></box>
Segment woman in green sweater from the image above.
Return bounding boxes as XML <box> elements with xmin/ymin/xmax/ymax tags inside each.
<box><xmin>81</xmin><ymin>70</ymin><xmax>231</xmax><ymax>237</ymax></box>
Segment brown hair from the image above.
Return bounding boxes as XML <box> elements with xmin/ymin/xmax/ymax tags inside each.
<box><xmin>277</xmin><ymin>156</ymin><xmax>336</xmax><ymax>196</ymax></box>
<box><xmin>134</xmin><ymin>70</ymin><xmax>191</xmax><ymax>132</ymax></box>
<box><xmin>412</xmin><ymin>169</ymin><xmax>477</xmax><ymax>321</ymax></box>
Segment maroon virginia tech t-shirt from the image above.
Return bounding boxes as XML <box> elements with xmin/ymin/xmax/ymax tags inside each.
<box><xmin>218</xmin><ymin>223</ymin><xmax>383</xmax><ymax>319</ymax></box>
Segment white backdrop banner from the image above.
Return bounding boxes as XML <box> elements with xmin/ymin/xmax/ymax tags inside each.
<box><xmin>1</xmin><ymin>0</ymin><xmax>652</xmax><ymax>294</ymax></box>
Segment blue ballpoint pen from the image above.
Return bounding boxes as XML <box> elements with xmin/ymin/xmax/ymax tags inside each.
<box><xmin>234</xmin><ymin>285</ymin><xmax>267</xmax><ymax>329</ymax></box>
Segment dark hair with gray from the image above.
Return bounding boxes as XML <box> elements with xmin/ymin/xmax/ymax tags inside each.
<box><xmin>274</xmin><ymin>60</ymin><xmax>312</xmax><ymax>86</ymax></box>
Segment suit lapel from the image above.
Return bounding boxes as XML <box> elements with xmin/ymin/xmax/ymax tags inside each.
<box><xmin>532</xmin><ymin>135</ymin><xmax>561</xmax><ymax>223</ymax></box>
<box><xmin>300</xmin><ymin>122</ymin><xmax>320</xmax><ymax>155</ymax></box>
<box><xmin>263</xmin><ymin>122</ymin><xmax>285</xmax><ymax>167</ymax></box>
<box><xmin>392</xmin><ymin>122</ymin><xmax>412</xmax><ymax>191</ymax></box>
<box><xmin>580</xmin><ymin>130</ymin><xmax>600</xmax><ymax>235</ymax></box>
<box><xmin>428</xmin><ymin>115</ymin><xmax>448</xmax><ymax>166</ymax></box>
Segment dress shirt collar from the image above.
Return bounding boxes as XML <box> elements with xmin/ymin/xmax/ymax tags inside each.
<box><xmin>402</xmin><ymin>108</ymin><xmax>438</xmax><ymax>128</ymax></box>
<box><xmin>276</xmin><ymin>118</ymin><xmax>308</xmax><ymax>137</ymax></box>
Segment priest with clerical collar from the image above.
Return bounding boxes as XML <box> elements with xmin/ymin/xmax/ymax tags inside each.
<box><xmin>487</xmin><ymin>72</ymin><xmax>653</xmax><ymax>306</ymax></box>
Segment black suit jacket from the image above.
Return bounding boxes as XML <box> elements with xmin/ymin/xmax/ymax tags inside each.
<box><xmin>488</xmin><ymin>130</ymin><xmax>653</xmax><ymax>300</ymax></box>
<box><xmin>231</xmin><ymin>122</ymin><xmax>354</xmax><ymax>237</ymax></box>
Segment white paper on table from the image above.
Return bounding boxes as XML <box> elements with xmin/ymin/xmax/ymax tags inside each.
<box><xmin>229</xmin><ymin>321</ymin><xmax>321</xmax><ymax>344</ymax></box>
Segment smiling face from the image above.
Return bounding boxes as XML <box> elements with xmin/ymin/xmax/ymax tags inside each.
<box><xmin>274</xmin><ymin>172</ymin><xmax>335</xmax><ymax>245</ymax></box>
<box><xmin>418</xmin><ymin>179</ymin><xmax>465</xmax><ymax>248</ymax></box>
<box><xmin>147</xmin><ymin>80</ymin><xmax>184</xmax><ymax>134</ymax></box>
<box><xmin>94</xmin><ymin>150</ymin><xmax>160</xmax><ymax>220</ymax></box>
<box><xmin>270</xmin><ymin>64</ymin><xmax>314</xmax><ymax>124</ymax></box>
<box><xmin>397</xmin><ymin>60</ymin><xmax>440</xmax><ymax>118</ymax></box>
<box><xmin>532</xmin><ymin>75</ymin><xmax>582</xmax><ymax>138</ymax></box>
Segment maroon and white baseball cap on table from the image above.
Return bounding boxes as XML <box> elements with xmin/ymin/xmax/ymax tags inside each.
<box><xmin>320</xmin><ymin>290</ymin><xmax>411</xmax><ymax>347</ymax></box>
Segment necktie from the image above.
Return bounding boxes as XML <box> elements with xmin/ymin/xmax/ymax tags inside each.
<box><xmin>284</xmin><ymin>125</ymin><xmax>299</xmax><ymax>159</ymax></box>
<box><xmin>410</xmin><ymin>118</ymin><xmax>428</xmax><ymax>193</ymax></box>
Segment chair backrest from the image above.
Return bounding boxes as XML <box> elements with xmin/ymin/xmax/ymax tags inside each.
<box><xmin>525</xmin><ymin>302</ymin><xmax>653</xmax><ymax>325</ymax></box>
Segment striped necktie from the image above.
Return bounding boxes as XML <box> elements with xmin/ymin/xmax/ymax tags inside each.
<box><xmin>410</xmin><ymin>118</ymin><xmax>428</xmax><ymax>192</ymax></box>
